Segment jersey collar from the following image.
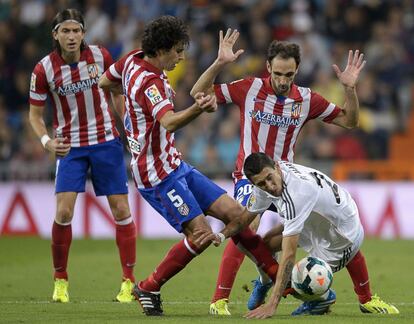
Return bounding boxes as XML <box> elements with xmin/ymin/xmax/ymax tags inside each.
<box><xmin>263</xmin><ymin>77</ymin><xmax>302</xmax><ymax>101</ymax></box>
<box><xmin>133</xmin><ymin>51</ymin><xmax>163</xmax><ymax>75</ymax></box>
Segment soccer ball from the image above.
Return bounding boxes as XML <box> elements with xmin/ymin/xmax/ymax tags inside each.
<box><xmin>291</xmin><ymin>256</ymin><xmax>333</xmax><ymax>300</ymax></box>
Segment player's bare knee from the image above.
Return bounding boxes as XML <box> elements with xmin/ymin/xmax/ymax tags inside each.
<box><xmin>111</xmin><ymin>204</ymin><xmax>131</xmax><ymax>221</ymax></box>
<box><xmin>109</xmin><ymin>197</ymin><xmax>131</xmax><ymax>220</ymax></box>
<box><xmin>55</xmin><ymin>207</ymin><xmax>74</xmax><ymax>224</ymax></box>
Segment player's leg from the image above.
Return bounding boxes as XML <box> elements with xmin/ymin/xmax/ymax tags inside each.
<box><xmin>343</xmin><ymin>215</ymin><xmax>399</xmax><ymax>314</ymax></box>
<box><xmin>346</xmin><ymin>251</ymin><xmax>399</xmax><ymax>314</ymax></box>
<box><xmin>210</xmin><ymin>180</ymin><xmax>255</xmax><ymax>312</ymax></box>
<box><xmin>52</xmin><ymin>192</ymin><xmax>78</xmax><ymax>303</ymax></box>
<box><xmin>52</xmin><ymin>148</ymin><xmax>88</xmax><ymax>302</ymax></box>
<box><xmin>90</xmin><ymin>138</ymin><xmax>136</xmax><ymax>302</ymax></box>
<box><xmin>134</xmin><ymin>163</ymin><xmax>216</xmax><ymax>315</ymax></box>
<box><xmin>135</xmin><ymin>215</ymin><xmax>210</xmax><ymax>316</ymax></box>
<box><xmin>107</xmin><ymin>194</ymin><xmax>136</xmax><ymax>302</ymax></box>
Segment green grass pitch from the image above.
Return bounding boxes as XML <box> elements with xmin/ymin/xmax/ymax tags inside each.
<box><xmin>0</xmin><ymin>237</ymin><xmax>413</xmax><ymax>323</ymax></box>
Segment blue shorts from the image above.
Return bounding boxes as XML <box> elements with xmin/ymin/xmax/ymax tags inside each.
<box><xmin>234</xmin><ymin>179</ymin><xmax>253</xmax><ymax>206</ymax></box>
<box><xmin>55</xmin><ymin>137</ymin><xmax>128</xmax><ymax>196</ymax></box>
<box><xmin>138</xmin><ymin>161</ymin><xmax>226</xmax><ymax>232</ymax></box>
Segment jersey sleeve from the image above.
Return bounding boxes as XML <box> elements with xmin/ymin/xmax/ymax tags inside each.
<box><xmin>214</xmin><ymin>78</ymin><xmax>252</xmax><ymax>106</ymax></box>
<box><xmin>246</xmin><ymin>186</ymin><xmax>273</xmax><ymax>214</ymax></box>
<box><xmin>141</xmin><ymin>78</ymin><xmax>174</xmax><ymax>121</ymax></box>
<box><xmin>29</xmin><ymin>63</ymin><xmax>48</xmax><ymax>106</ymax></box>
<box><xmin>307</xmin><ymin>91</ymin><xmax>342</xmax><ymax>123</ymax></box>
<box><xmin>282</xmin><ymin>179</ymin><xmax>319</xmax><ymax>237</ymax></box>
<box><xmin>99</xmin><ymin>46</ymin><xmax>114</xmax><ymax>71</ymax></box>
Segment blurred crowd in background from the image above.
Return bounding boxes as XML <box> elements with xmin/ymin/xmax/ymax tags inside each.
<box><xmin>0</xmin><ymin>0</ymin><xmax>413</xmax><ymax>180</ymax></box>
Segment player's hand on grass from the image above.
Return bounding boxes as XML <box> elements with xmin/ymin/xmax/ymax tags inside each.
<box><xmin>244</xmin><ymin>303</ymin><xmax>276</xmax><ymax>319</ymax></box>
<box><xmin>46</xmin><ymin>137</ymin><xmax>71</xmax><ymax>157</ymax></box>
<box><xmin>194</xmin><ymin>92</ymin><xmax>217</xmax><ymax>113</ymax></box>
<box><xmin>332</xmin><ymin>50</ymin><xmax>366</xmax><ymax>89</ymax></box>
<box><xmin>216</xmin><ymin>28</ymin><xmax>244</xmax><ymax>66</ymax></box>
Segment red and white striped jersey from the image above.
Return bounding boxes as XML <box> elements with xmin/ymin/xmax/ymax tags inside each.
<box><xmin>214</xmin><ymin>77</ymin><xmax>342</xmax><ymax>182</ymax></box>
<box><xmin>29</xmin><ymin>45</ymin><xmax>119</xmax><ymax>146</ymax></box>
<box><xmin>105</xmin><ymin>51</ymin><xmax>181</xmax><ymax>188</ymax></box>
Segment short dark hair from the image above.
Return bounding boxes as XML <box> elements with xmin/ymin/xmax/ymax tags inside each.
<box><xmin>267</xmin><ymin>40</ymin><xmax>301</xmax><ymax>68</ymax></box>
<box><xmin>244</xmin><ymin>153</ymin><xmax>275</xmax><ymax>180</ymax></box>
<box><xmin>51</xmin><ymin>9</ymin><xmax>86</xmax><ymax>53</ymax></box>
<box><xmin>142</xmin><ymin>16</ymin><xmax>189</xmax><ymax>57</ymax></box>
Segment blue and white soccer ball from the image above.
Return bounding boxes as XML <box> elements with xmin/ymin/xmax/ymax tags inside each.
<box><xmin>291</xmin><ymin>256</ymin><xmax>333</xmax><ymax>300</ymax></box>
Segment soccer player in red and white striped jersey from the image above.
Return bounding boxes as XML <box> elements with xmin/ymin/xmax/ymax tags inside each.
<box><xmin>100</xmin><ymin>16</ymin><xmax>289</xmax><ymax>317</ymax></box>
<box><xmin>29</xmin><ymin>9</ymin><xmax>136</xmax><ymax>303</ymax></box>
<box><xmin>191</xmin><ymin>29</ymin><xmax>366</xmax><ymax>314</ymax></box>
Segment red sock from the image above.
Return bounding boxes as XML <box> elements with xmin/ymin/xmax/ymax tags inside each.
<box><xmin>51</xmin><ymin>221</ymin><xmax>72</xmax><ymax>280</ymax></box>
<box><xmin>232</xmin><ymin>228</ymin><xmax>278</xmax><ymax>281</ymax></box>
<box><xmin>139</xmin><ymin>238</ymin><xmax>197</xmax><ymax>292</ymax></box>
<box><xmin>346</xmin><ymin>250</ymin><xmax>372</xmax><ymax>304</ymax></box>
<box><xmin>115</xmin><ymin>219</ymin><xmax>136</xmax><ymax>282</ymax></box>
<box><xmin>211</xmin><ymin>240</ymin><xmax>245</xmax><ymax>303</ymax></box>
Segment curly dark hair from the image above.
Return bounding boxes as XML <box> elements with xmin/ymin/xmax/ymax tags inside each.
<box><xmin>267</xmin><ymin>40</ymin><xmax>301</xmax><ymax>68</ymax></box>
<box><xmin>51</xmin><ymin>8</ymin><xmax>86</xmax><ymax>53</ymax></box>
<box><xmin>142</xmin><ymin>16</ymin><xmax>189</xmax><ymax>57</ymax></box>
<box><xmin>243</xmin><ymin>153</ymin><xmax>276</xmax><ymax>180</ymax></box>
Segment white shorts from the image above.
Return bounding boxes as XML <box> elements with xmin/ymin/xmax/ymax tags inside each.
<box><xmin>308</xmin><ymin>223</ymin><xmax>364</xmax><ymax>273</ymax></box>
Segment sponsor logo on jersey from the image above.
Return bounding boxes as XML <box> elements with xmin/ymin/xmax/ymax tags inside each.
<box><xmin>30</xmin><ymin>73</ymin><xmax>36</xmax><ymax>91</ymax></box>
<box><xmin>178</xmin><ymin>203</ymin><xmax>190</xmax><ymax>216</ymax></box>
<box><xmin>145</xmin><ymin>84</ymin><xmax>163</xmax><ymax>105</ymax></box>
<box><xmin>249</xmin><ymin>110</ymin><xmax>301</xmax><ymax>127</ymax></box>
<box><xmin>127</xmin><ymin>136</ymin><xmax>141</xmax><ymax>155</ymax></box>
<box><xmin>291</xmin><ymin>102</ymin><xmax>302</xmax><ymax>119</ymax></box>
<box><xmin>57</xmin><ymin>77</ymin><xmax>99</xmax><ymax>96</ymax></box>
<box><xmin>87</xmin><ymin>63</ymin><xmax>99</xmax><ymax>78</ymax></box>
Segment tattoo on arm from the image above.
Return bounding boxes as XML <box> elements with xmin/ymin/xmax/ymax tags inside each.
<box><xmin>275</xmin><ymin>260</ymin><xmax>295</xmax><ymax>303</ymax></box>
<box><xmin>281</xmin><ymin>260</ymin><xmax>294</xmax><ymax>290</ymax></box>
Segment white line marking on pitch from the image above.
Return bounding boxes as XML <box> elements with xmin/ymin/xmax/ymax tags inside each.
<box><xmin>1</xmin><ymin>301</ymin><xmax>413</xmax><ymax>305</ymax></box>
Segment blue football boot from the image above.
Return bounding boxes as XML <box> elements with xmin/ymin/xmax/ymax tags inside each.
<box><xmin>291</xmin><ymin>289</ymin><xmax>336</xmax><ymax>316</ymax></box>
<box><xmin>247</xmin><ymin>277</ymin><xmax>273</xmax><ymax>310</ymax></box>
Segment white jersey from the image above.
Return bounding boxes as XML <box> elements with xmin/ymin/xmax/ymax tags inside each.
<box><xmin>247</xmin><ymin>161</ymin><xmax>364</xmax><ymax>270</ymax></box>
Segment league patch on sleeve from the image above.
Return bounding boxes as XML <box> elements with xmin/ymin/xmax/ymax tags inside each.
<box><xmin>247</xmin><ymin>193</ymin><xmax>256</xmax><ymax>210</ymax></box>
<box><xmin>144</xmin><ymin>84</ymin><xmax>164</xmax><ymax>105</ymax></box>
<box><xmin>30</xmin><ymin>73</ymin><xmax>36</xmax><ymax>91</ymax></box>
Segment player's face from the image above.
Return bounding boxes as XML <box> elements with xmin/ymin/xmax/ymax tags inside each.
<box><xmin>53</xmin><ymin>21</ymin><xmax>84</xmax><ymax>54</ymax></box>
<box><xmin>267</xmin><ymin>56</ymin><xmax>298</xmax><ymax>96</ymax></box>
<box><xmin>251</xmin><ymin>166</ymin><xmax>283</xmax><ymax>197</ymax></box>
<box><xmin>159</xmin><ymin>44</ymin><xmax>186</xmax><ymax>71</ymax></box>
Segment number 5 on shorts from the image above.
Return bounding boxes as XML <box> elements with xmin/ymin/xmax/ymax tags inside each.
<box><xmin>167</xmin><ymin>189</ymin><xmax>184</xmax><ymax>207</ymax></box>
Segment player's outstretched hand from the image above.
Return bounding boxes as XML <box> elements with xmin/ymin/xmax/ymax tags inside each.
<box><xmin>193</xmin><ymin>229</ymin><xmax>222</xmax><ymax>247</ymax></box>
<box><xmin>194</xmin><ymin>92</ymin><xmax>217</xmax><ymax>113</ymax></box>
<box><xmin>244</xmin><ymin>303</ymin><xmax>276</xmax><ymax>319</ymax></box>
<box><xmin>216</xmin><ymin>28</ymin><xmax>244</xmax><ymax>66</ymax></box>
<box><xmin>46</xmin><ymin>137</ymin><xmax>71</xmax><ymax>157</ymax></box>
<box><xmin>332</xmin><ymin>50</ymin><xmax>366</xmax><ymax>89</ymax></box>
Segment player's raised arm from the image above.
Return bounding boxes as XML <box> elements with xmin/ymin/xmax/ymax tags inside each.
<box><xmin>332</xmin><ymin>50</ymin><xmax>366</xmax><ymax>129</ymax></box>
<box><xmin>190</xmin><ymin>28</ymin><xmax>244</xmax><ymax>97</ymax></box>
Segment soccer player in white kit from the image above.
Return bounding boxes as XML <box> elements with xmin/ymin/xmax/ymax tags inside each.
<box><xmin>198</xmin><ymin>152</ymin><xmax>399</xmax><ymax>318</ymax></box>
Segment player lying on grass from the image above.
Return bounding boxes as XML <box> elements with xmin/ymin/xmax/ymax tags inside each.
<box><xmin>196</xmin><ymin>152</ymin><xmax>399</xmax><ymax>318</ymax></box>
